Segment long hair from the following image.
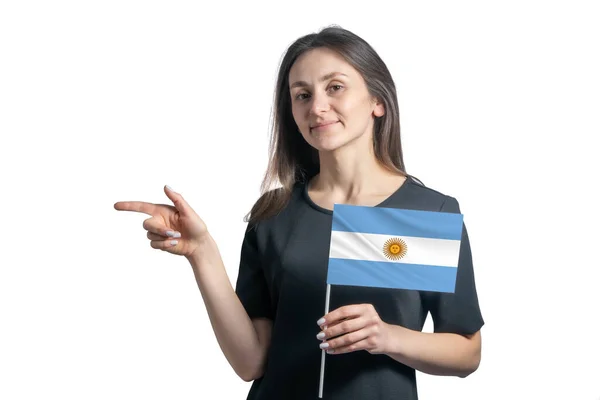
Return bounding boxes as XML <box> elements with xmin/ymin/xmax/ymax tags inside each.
<box><xmin>244</xmin><ymin>25</ymin><xmax>418</xmax><ymax>226</ymax></box>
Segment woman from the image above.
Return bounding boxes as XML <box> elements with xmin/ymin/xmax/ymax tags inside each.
<box><xmin>114</xmin><ymin>26</ymin><xmax>484</xmax><ymax>399</ymax></box>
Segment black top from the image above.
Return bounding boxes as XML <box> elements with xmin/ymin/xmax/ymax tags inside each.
<box><xmin>234</xmin><ymin>175</ymin><xmax>484</xmax><ymax>399</ymax></box>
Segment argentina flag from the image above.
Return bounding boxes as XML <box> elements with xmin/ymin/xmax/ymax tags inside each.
<box><xmin>326</xmin><ymin>204</ymin><xmax>464</xmax><ymax>293</ymax></box>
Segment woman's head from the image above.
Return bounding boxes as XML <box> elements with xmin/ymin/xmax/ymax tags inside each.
<box><xmin>288</xmin><ymin>46</ymin><xmax>385</xmax><ymax>156</ymax></box>
<box><xmin>246</xmin><ymin>25</ymin><xmax>409</xmax><ymax>224</ymax></box>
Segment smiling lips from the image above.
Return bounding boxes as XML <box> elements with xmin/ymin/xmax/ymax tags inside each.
<box><xmin>311</xmin><ymin>121</ymin><xmax>339</xmax><ymax>130</ymax></box>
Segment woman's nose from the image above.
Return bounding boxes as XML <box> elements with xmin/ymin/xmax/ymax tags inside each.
<box><xmin>309</xmin><ymin>94</ymin><xmax>330</xmax><ymax>115</ymax></box>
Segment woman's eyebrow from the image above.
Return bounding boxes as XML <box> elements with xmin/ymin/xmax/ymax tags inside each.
<box><xmin>290</xmin><ymin>72</ymin><xmax>348</xmax><ymax>89</ymax></box>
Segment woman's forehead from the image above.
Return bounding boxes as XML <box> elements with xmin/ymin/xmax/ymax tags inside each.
<box><xmin>289</xmin><ymin>49</ymin><xmax>357</xmax><ymax>83</ymax></box>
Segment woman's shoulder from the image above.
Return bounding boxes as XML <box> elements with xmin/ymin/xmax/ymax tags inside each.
<box><xmin>245</xmin><ymin>183</ymin><xmax>306</xmax><ymax>229</ymax></box>
<box><xmin>396</xmin><ymin>174</ymin><xmax>461</xmax><ymax>213</ymax></box>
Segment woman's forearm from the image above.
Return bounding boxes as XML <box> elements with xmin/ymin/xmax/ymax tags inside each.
<box><xmin>187</xmin><ymin>234</ymin><xmax>268</xmax><ymax>381</ymax></box>
<box><xmin>383</xmin><ymin>324</ymin><xmax>481</xmax><ymax>378</ymax></box>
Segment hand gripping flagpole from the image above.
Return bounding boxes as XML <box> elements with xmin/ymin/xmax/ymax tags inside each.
<box><xmin>318</xmin><ymin>283</ymin><xmax>331</xmax><ymax>398</ymax></box>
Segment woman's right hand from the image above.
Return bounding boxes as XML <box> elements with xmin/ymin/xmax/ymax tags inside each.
<box><xmin>114</xmin><ymin>185</ymin><xmax>208</xmax><ymax>259</ymax></box>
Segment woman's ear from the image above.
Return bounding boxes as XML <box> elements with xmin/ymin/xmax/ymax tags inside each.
<box><xmin>373</xmin><ymin>99</ymin><xmax>385</xmax><ymax>117</ymax></box>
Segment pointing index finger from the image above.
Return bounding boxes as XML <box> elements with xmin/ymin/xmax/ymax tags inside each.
<box><xmin>114</xmin><ymin>201</ymin><xmax>158</xmax><ymax>216</ymax></box>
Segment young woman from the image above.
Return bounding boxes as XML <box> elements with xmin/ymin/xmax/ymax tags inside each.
<box><xmin>115</xmin><ymin>26</ymin><xmax>484</xmax><ymax>399</ymax></box>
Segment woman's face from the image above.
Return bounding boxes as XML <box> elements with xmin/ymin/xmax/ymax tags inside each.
<box><xmin>288</xmin><ymin>47</ymin><xmax>384</xmax><ymax>153</ymax></box>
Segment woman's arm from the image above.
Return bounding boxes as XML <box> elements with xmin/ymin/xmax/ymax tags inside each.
<box><xmin>188</xmin><ymin>234</ymin><xmax>272</xmax><ymax>382</ymax></box>
<box><xmin>382</xmin><ymin>324</ymin><xmax>481</xmax><ymax>378</ymax></box>
<box><xmin>317</xmin><ymin>304</ymin><xmax>481</xmax><ymax>378</ymax></box>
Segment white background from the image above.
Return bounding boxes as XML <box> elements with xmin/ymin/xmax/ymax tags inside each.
<box><xmin>1</xmin><ymin>1</ymin><xmax>599</xmax><ymax>399</ymax></box>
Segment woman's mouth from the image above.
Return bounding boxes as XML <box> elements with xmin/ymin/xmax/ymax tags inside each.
<box><xmin>311</xmin><ymin>121</ymin><xmax>339</xmax><ymax>131</ymax></box>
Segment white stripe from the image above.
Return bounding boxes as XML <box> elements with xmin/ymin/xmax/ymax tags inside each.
<box><xmin>329</xmin><ymin>231</ymin><xmax>460</xmax><ymax>267</ymax></box>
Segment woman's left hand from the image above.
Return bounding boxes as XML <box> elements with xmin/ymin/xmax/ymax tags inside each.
<box><xmin>316</xmin><ymin>303</ymin><xmax>391</xmax><ymax>355</ymax></box>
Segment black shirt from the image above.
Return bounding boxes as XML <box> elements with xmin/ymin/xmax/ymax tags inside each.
<box><xmin>235</xmin><ymin>175</ymin><xmax>484</xmax><ymax>399</ymax></box>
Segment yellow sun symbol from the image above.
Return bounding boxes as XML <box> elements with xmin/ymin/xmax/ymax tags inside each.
<box><xmin>383</xmin><ymin>238</ymin><xmax>408</xmax><ymax>260</ymax></box>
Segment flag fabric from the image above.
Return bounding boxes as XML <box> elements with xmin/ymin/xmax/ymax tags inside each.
<box><xmin>326</xmin><ymin>204</ymin><xmax>464</xmax><ymax>293</ymax></box>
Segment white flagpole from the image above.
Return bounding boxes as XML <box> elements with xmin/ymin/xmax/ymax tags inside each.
<box><xmin>318</xmin><ymin>283</ymin><xmax>331</xmax><ymax>398</ymax></box>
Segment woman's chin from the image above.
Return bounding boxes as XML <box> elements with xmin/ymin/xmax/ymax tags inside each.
<box><xmin>310</xmin><ymin>136</ymin><xmax>343</xmax><ymax>151</ymax></box>
<box><xmin>311</xmin><ymin>139</ymin><xmax>348</xmax><ymax>153</ymax></box>
<box><xmin>304</xmin><ymin>129</ymin><xmax>358</xmax><ymax>152</ymax></box>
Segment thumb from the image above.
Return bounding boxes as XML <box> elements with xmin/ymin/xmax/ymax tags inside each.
<box><xmin>164</xmin><ymin>185</ymin><xmax>192</xmax><ymax>215</ymax></box>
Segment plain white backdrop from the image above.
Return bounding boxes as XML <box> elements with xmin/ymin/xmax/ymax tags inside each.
<box><xmin>1</xmin><ymin>1</ymin><xmax>599</xmax><ymax>399</ymax></box>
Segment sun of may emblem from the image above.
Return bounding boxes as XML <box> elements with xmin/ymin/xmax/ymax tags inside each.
<box><xmin>383</xmin><ymin>237</ymin><xmax>408</xmax><ymax>260</ymax></box>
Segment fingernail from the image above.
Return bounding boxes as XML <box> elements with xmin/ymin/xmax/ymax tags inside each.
<box><xmin>326</xmin><ymin>349</ymin><xmax>334</xmax><ymax>354</ymax></box>
<box><xmin>166</xmin><ymin>231</ymin><xmax>181</xmax><ymax>238</ymax></box>
<box><xmin>166</xmin><ymin>185</ymin><xmax>176</xmax><ymax>193</ymax></box>
<box><xmin>317</xmin><ymin>318</ymin><xmax>326</xmax><ymax>326</ymax></box>
<box><xmin>319</xmin><ymin>342</ymin><xmax>329</xmax><ymax>349</ymax></box>
<box><xmin>170</xmin><ymin>240</ymin><xmax>178</xmax><ymax>246</ymax></box>
<box><xmin>316</xmin><ymin>332</ymin><xmax>325</xmax><ymax>340</ymax></box>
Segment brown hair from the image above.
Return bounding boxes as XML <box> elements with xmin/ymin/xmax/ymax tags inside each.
<box><xmin>244</xmin><ymin>25</ymin><xmax>418</xmax><ymax>226</ymax></box>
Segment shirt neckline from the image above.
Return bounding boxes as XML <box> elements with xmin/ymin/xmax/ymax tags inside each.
<box><xmin>302</xmin><ymin>174</ymin><xmax>413</xmax><ymax>215</ymax></box>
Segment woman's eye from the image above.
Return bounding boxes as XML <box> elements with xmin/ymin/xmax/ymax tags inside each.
<box><xmin>295</xmin><ymin>85</ymin><xmax>343</xmax><ymax>101</ymax></box>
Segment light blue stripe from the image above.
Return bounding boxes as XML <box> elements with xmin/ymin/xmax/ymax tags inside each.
<box><xmin>326</xmin><ymin>258</ymin><xmax>457</xmax><ymax>293</ymax></box>
<box><xmin>332</xmin><ymin>204</ymin><xmax>463</xmax><ymax>240</ymax></box>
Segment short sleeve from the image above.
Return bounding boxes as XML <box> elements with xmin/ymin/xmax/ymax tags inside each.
<box><xmin>422</xmin><ymin>196</ymin><xmax>484</xmax><ymax>335</ymax></box>
<box><xmin>234</xmin><ymin>223</ymin><xmax>274</xmax><ymax>320</ymax></box>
